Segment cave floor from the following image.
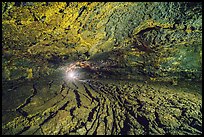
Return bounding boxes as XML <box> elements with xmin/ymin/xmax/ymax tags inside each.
<box><xmin>2</xmin><ymin>73</ymin><xmax>202</xmax><ymax>135</ymax></box>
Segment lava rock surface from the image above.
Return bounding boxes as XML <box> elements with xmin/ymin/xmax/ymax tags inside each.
<box><xmin>2</xmin><ymin>73</ymin><xmax>202</xmax><ymax>135</ymax></box>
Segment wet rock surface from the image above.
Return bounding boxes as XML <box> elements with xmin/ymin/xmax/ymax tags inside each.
<box><xmin>2</xmin><ymin>73</ymin><xmax>202</xmax><ymax>135</ymax></box>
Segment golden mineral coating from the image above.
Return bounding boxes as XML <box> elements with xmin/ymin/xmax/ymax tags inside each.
<box><xmin>2</xmin><ymin>2</ymin><xmax>202</xmax><ymax>81</ymax></box>
<box><xmin>27</xmin><ymin>68</ymin><xmax>33</xmax><ymax>79</ymax></box>
<box><xmin>2</xmin><ymin>2</ymin><xmax>202</xmax><ymax>135</ymax></box>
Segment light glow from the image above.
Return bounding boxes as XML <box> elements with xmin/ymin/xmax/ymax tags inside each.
<box><xmin>66</xmin><ymin>71</ymin><xmax>77</xmax><ymax>80</ymax></box>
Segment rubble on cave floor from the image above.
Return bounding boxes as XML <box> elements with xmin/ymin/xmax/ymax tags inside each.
<box><xmin>2</xmin><ymin>73</ymin><xmax>202</xmax><ymax>135</ymax></box>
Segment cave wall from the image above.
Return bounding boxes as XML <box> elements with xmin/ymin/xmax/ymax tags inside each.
<box><xmin>2</xmin><ymin>2</ymin><xmax>202</xmax><ymax>81</ymax></box>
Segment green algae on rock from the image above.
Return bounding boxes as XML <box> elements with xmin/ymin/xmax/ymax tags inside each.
<box><xmin>2</xmin><ymin>2</ymin><xmax>202</xmax><ymax>135</ymax></box>
<box><xmin>2</xmin><ymin>2</ymin><xmax>202</xmax><ymax>82</ymax></box>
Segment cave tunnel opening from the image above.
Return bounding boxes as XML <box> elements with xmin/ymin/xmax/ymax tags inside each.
<box><xmin>2</xmin><ymin>2</ymin><xmax>202</xmax><ymax>135</ymax></box>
